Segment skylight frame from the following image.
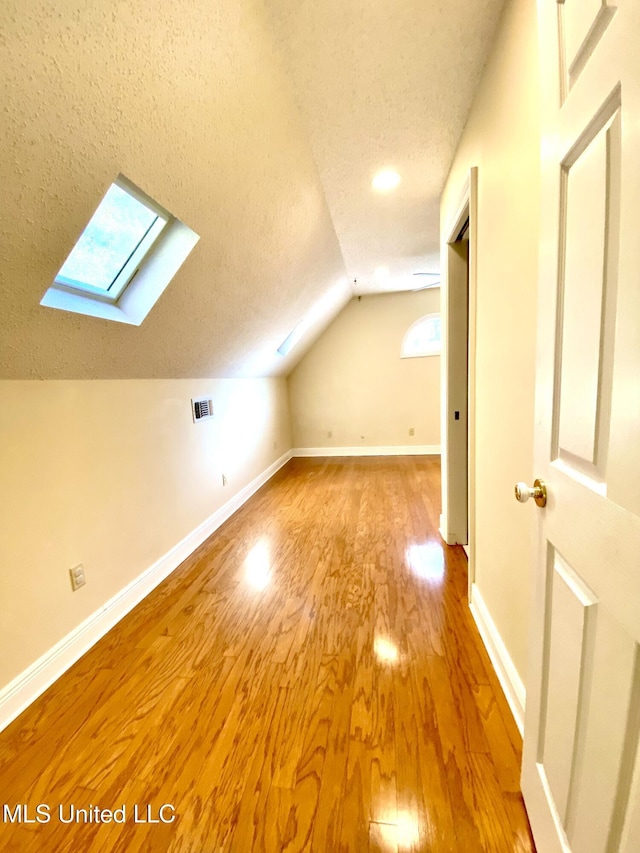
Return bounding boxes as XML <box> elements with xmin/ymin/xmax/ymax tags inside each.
<box><xmin>53</xmin><ymin>177</ymin><xmax>171</xmax><ymax>304</ymax></box>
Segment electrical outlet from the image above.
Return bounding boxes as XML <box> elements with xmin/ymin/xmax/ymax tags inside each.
<box><xmin>222</xmin><ymin>473</ymin><xmax>227</xmax><ymax>486</ymax></box>
<box><xmin>327</xmin><ymin>430</ymin><xmax>332</xmax><ymax>438</ymax></box>
<box><xmin>409</xmin><ymin>427</ymin><xmax>415</xmax><ymax>436</ymax></box>
<box><xmin>69</xmin><ymin>564</ymin><xmax>86</xmax><ymax>591</ymax></box>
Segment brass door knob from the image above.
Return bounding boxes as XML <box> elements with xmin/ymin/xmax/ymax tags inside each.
<box><xmin>514</xmin><ymin>479</ymin><xmax>547</xmax><ymax>508</ymax></box>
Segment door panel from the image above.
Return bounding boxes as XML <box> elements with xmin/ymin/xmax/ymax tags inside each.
<box><xmin>539</xmin><ymin>553</ymin><xmax>597</xmax><ymax>824</ymax></box>
<box><xmin>561</xmin><ymin>0</ymin><xmax>616</xmax><ymax>90</ymax></box>
<box><xmin>569</xmin><ymin>626</ymin><xmax>639</xmax><ymax>851</ymax></box>
<box><xmin>556</xmin><ymin>111</ymin><xmax>615</xmax><ymax>474</ymax></box>
<box><xmin>523</xmin><ymin>2</ymin><xmax>640</xmax><ymax>851</ymax></box>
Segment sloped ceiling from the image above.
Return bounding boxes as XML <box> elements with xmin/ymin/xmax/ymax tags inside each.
<box><xmin>0</xmin><ymin>0</ymin><xmax>504</xmax><ymax>380</ymax></box>
<box><xmin>264</xmin><ymin>0</ymin><xmax>505</xmax><ymax>295</ymax></box>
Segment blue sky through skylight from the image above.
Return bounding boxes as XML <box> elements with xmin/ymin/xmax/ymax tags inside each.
<box><xmin>56</xmin><ymin>184</ymin><xmax>160</xmax><ymax>292</ymax></box>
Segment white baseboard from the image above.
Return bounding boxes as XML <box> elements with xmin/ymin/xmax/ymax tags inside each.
<box><xmin>469</xmin><ymin>582</ymin><xmax>526</xmax><ymax>735</ymax></box>
<box><xmin>293</xmin><ymin>445</ymin><xmax>441</xmax><ymax>457</ymax></box>
<box><xmin>0</xmin><ymin>449</ymin><xmax>293</xmax><ymax>735</ymax></box>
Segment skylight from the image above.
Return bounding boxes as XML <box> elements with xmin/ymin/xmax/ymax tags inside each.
<box><xmin>55</xmin><ymin>181</ymin><xmax>168</xmax><ymax>299</ymax></box>
<box><xmin>277</xmin><ymin>321</ymin><xmax>307</xmax><ymax>356</ymax></box>
<box><xmin>276</xmin><ymin>279</ymin><xmax>351</xmax><ymax>358</ymax></box>
<box><xmin>41</xmin><ymin>175</ymin><xmax>200</xmax><ymax>326</ymax></box>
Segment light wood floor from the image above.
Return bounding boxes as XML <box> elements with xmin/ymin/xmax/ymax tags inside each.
<box><xmin>0</xmin><ymin>457</ymin><xmax>535</xmax><ymax>852</ymax></box>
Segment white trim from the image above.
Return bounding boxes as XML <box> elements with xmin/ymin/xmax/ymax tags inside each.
<box><xmin>401</xmin><ymin>352</ymin><xmax>440</xmax><ymax>359</ymax></box>
<box><xmin>293</xmin><ymin>445</ymin><xmax>441</xmax><ymax>457</ymax></box>
<box><xmin>447</xmin><ymin>174</ymin><xmax>472</xmax><ymax>243</ymax></box>
<box><xmin>469</xmin><ymin>582</ymin><xmax>526</xmax><ymax>735</ymax></box>
<box><xmin>0</xmin><ymin>450</ymin><xmax>292</xmax><ymax>734</ymax></box>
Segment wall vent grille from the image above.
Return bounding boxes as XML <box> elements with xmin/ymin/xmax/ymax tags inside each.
<box><xmin>192</xmin><ymin>397</ymin><xmax>214</xmax><ymax>423</ymax></box>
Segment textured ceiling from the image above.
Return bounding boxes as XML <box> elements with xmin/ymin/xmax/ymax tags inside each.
<box><xmin>0</xmin><ymin>0</ymin><xmax>504</xmax><ymax>379</ymax></box>
<box><xmin>264</xmin><ymin>0</ymin><xmax>505</xmax><ymax>295</ymax></box>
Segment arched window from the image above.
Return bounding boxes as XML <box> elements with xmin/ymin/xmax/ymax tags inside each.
<box><xmin>401</xmin><ymin>313</ymin><xmax>441</xmax><ymax>358</ymax></box>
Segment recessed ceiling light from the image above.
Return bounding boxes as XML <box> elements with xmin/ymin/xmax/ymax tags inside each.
<box><xmin>374</xmin><ymin>266</ymin><xmax>390</xmax><ymax>280</ymax></box>
<box><xmin>372</xmin><ymin>169</ymin><xmax>401</xmax><ymax>192</ymax></box>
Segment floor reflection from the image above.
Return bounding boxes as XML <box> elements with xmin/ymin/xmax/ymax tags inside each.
<box><xmin>405</xmin><ymin>541</ymin><xmax>445</xmax><ymax>584</ymax></box>
<box><xmin>244</xmin><ymin>539</ymin><xmax>271</xmax><ymax>590</ymax></box>
<box><xmin>373</xmin><ymin>636</ymin><xmax>399</xmax><ymax>665</ymax></box>
<box><xmin>375</xmin><ymin>811</ymin><xmax>421</xmax><ymax>849</ymax></box>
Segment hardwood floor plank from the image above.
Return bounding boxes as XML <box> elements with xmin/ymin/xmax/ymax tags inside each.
<box><xmin>309</xmin><ymin>654</ymin><xmax>354</xmax><ymax>852</ymax></box>
<box><xmin>368</xmin><ymin>668</ymin><xmax>397</xmax><ymax>825</ymax></box>
<box><xmin>472</xmin><ymin>683</ymin><xmax>523</xmax><ymax>792</ymax></box>
<box><xmin>223</xmin><ymin>684</ymin><xmax>292</xmax><ymax>852</ymax></box>
<box><xmin>369</xmin><ymin>821</ymin><xmax>399</xmax><ymax>853</ymax></box>
<box><xmin>394</xmin><ymin>664</ymin><xmax>441</xmax><ymax>853</ymax></box>
<box><xmin>407</xmin><ymin>662</ymin><xmax>462</xmax><ymax>852</ymax></box>
<box><xmin>0</xmin><ymin>457</ymin><xmax>535</xmax><ymax>852</ymax></box>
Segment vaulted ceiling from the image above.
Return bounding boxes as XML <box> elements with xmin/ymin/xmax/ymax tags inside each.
<box><xmin>1</xmin><ymin>0</ymin><xmax>504</xmax><ymax>379</ymax></box>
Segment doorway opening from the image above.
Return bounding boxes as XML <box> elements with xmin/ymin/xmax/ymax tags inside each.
<box><xmin>441</xmin><ymin>168</ymin><xmax>476</xmax><ymax>593</ymax></box>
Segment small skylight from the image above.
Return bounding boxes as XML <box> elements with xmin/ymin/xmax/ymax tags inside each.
<box><xmin>276</xmin><ymin>279</ymin><xmax>351</xmax><ymax>359</ymax></box>
<box><xmin>55</xmin><ymin>182</ymin><xmax>168</xmax><ymax>299</ymax></box>
<box><xmin>277</xmin><ymin>322</ymin><xmax>306</xmax><ymax>356</ymax></box>
<box><xmin>41</xmin><ymin>175</ymin><xmax>199</xmax><ymax>325</ymax></box>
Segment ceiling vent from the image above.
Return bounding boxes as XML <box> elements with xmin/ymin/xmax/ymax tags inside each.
<box><xmin>191</xmin><ymin>397</ymin><xmax>214</xmax><ymax>423</ymax></box>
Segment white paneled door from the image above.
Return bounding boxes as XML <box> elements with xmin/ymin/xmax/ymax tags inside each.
<box><xmin>522</xmin><ymin>2</ymin><xmax>640</xmax><ymax>851</ymax></box>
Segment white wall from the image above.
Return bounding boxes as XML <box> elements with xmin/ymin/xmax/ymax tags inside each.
<box><xmin>0</xmin><ymin>378</ymin><xmax>291</xmax><ymax>692</ymax></box>
<box><xmin>441</xmin><ymin>0</ymin><xmax>540</xmax><ymax>686</ymax></box>
<box><xmin>288</xmin><ymin>290</ymin><xmax>441</xmax><ymax>451</ymax></box>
